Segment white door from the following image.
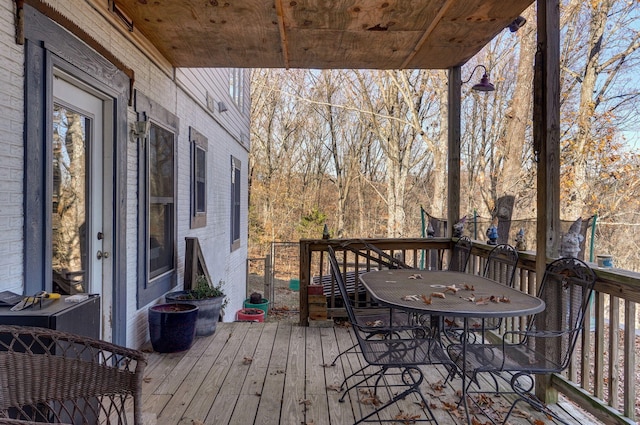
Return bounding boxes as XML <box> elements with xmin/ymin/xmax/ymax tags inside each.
<box><xmin>52</xmin><ymin>74</ymin><xmax>113</xmax><ymax>341</ymax></box>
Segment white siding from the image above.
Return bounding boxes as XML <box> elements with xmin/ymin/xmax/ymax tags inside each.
<box><xmin>0</xmin><ymin>0</ymin><xmax>250</xmax><ymax>348</ymax></box>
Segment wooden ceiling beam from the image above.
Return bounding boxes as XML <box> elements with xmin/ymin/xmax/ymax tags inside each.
<box><xmin>401</xmin><ymin>0</ymin><xmax>456</xmax><ymax>69</ymax></box>
<box><xmin>274</xmin><ymin>0</ymin><xmax>290</xmax><ymax>69</ymax></box>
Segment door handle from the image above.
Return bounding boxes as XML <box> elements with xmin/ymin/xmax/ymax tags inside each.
<box><xmin>97</xmin><ymin>250</ymin><xmax>110</xmax><ymax>260</ymax></box>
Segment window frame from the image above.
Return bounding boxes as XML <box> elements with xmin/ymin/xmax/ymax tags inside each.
<box><xmin>229</xmin><ymin>68</ymin><xmax>244</xmax><ymax>110</ymax></box>
<box><xmin>136</xmin><ymin>92</ymin><xmax>179</xmax><ymax>307</ymax></box>
<box><xmin>230</xmin><ymin>156</ymin><xmax>241</xmax><ymax>251</ymax></box>
<box><xmin>190</xmin><ymin>127</ymin><xmax>208</xmax><ymax>229</ymax></box>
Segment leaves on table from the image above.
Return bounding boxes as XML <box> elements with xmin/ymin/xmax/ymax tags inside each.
<box><xmin>402</xmin><ymin>294</ymin><xmax>420</xmax><ymax>301</ymax></box>
<box><xmin>408</xmin><ymin>274</ymin><xmax>423</xmax><ymax>279</ymax></box>
<box><xmin>421</xmin><ymin>294</ymin><xmax>432</xmax><ymax>305</ymax></box>
<box><xmin>464</xmin><ymin>284</ymin><xmax>475</xmax><ymax>291</ymax></box>
<box><xmin>444</xmin><ymin>284</ymin><xmax>460</xmax><ymax>294</ymax></box>
<box><xmin>431</xmin><ymin>292</ymin><xmax>446</xmax><ymax>299</ymax></box>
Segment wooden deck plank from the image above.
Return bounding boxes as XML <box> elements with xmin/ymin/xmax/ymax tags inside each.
<box><xmin>320</xmin><ymin>327</ymin><xmax>356</xmax><ymax>425</ymax></box>
<box><xmin>254</xmin><ymin>323</ymin><xmax>291</xmax><ymax>425</ymax></box>
<box><xmin>154</xmin><ymin>323</ymin><xmax>252</xmax><ymax>424</ymax></box>
<box><xmin>139</xmin><ymin>322</ymin><xmax>597</xmax><ymax>425</ymax></box>
<box><xmin>281</xmin><ymin>325</ymin><xmax>306</xmax><ymax>424</ymax></box>
<box><xmin>305</xmin><ymin>327</ymin><xmax>331</xmax><ymax>424</ymax></box>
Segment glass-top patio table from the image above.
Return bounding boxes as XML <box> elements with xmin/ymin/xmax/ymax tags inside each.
<box><xmin>359</xmin><ymin>269</ymin><xmax>545</xmax><ymax>424</ymax></box>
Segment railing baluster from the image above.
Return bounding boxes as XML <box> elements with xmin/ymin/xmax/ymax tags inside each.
<box><xmin>623</xmin><ymin>300</ymin><xmax>636</xmax><ymax>420</ymax></box>
<box><xmin>609</xmin><ymin>295</ymin><xmax>620</xmax><ymax>410</ymax></box>
<box><xmin>595</xmin><ymin>292</ymin><xmax>605</xmax><ymax>398</ymax></box>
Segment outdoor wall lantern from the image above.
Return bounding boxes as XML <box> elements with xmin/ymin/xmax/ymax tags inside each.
<box><xmin>131</xmin><ymin>112</ymin><xmax>151</xmax><ymax>142</ymax></box>
<box><xmin>463</xmin><ymin>64</ymin><xmax>495</xmax><ymax>92</ymax></box>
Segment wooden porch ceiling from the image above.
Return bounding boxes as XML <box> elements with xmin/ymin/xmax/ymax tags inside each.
<box><xmin>113</xmin><ymin>0</ymin><xmax>534</xmax><ymax>69</ymax></box>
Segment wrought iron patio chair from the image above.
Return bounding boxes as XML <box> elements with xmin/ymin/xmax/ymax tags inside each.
<box><xmin>446</xmin><ymin>236</ymin><xmax>472</xmax><ymax>272</ymax></box>
<box><xmin>444</xmin><ymin>244</ymin><xmax>519</xmax><ymax>342</ymax></box>
<box><xmin>329</xmin><ymin>243</ymin><xmax>415</xmax><ymax>367</ymax></box>
<box><xmin>446</xmin><ymin>257</ymin><xmax>597</xmax><ymax>424</ymax></box>
<box><xmin>0</xmin><ymin>325</ymin><xmax>147</xmax><ymax>424</ymax></box>
<box><xmin>328</xmin><ymin>246</ymin><xmax>452</xmax><ymax>424</ymax></box>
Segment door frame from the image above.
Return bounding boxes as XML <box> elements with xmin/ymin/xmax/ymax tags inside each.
<box><xmin>23</xmin><ymin>4</ymin><xmax>129</xmax><ymax>345</ymax></box>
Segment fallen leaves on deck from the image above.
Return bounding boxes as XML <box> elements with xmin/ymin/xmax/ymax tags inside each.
<box><xmin>394</xmin><ymin>411</ymin><xmax>422</xmax><ymax>424</ymax></box>
<box><xmin>242</xmin><ymin>356</ymin><xmax>253</xmax><ymax>365</ymax></box>
<box><xmin>358</xmin><ymin>388</ymin><xmax>382</xmax><ymax>405</ymax></box>
<box><xmin>326</xmin><ymin>384</ymin><xmax>342</xmax><ymax>392</ymax></box>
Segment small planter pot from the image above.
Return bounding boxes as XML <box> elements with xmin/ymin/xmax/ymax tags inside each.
<box><xmin>148</xmin><ymin>303</ymin><xmax>198</xmax><ymax>353</ymax></box>
<box><xmin>243</xmin><ymin>298</ymin><xmax>269</xmax><ymax>319</ymax></box>
<box><xmin>165</xmin><ymin>291</ymin><xmax>225</xmax><ymax>337</ymax></box>
<box><xmin>236</xmin><ymin>308</ymin><xmax>265</xmax><ymax>322</ymax></box>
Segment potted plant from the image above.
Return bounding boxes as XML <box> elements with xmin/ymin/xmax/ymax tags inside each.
<box><xmin>243</xmin><ymin>291</ymin><xmax>269</xmax><ymax>319</ymax></box>
<box><xmin>148</xmin><ymin>303</ymin><xmax>199</xmax><ymax>353</ymax></box>
<box><xmin>165</xmin><ymin>275</ymin><xmax>228</xmax><ymax>336</ymax></box>
<box><xmin>236</xmin><ymin>307</ymin><xmax>265</xmax><ymax>322</ymax></box>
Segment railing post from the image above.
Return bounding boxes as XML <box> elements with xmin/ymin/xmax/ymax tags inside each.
<box><xmin>264</xmin><ymin>254</ymin><xmax>272</xmax><ymax>304</ymax></box>
<box><xmin>299</xmin><ymin>241</ymin><xmax>311</xmax><ymax>326</ymax></box>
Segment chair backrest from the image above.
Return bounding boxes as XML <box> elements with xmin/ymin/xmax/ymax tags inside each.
<box><xmin>0</xmin><ymin>325</ymin><xmax>147</xmax><ymax>424</ymax></box>
<box><xmin>447</xmin><ymin>236</ymin><xmax>472</xmax><ymax>272</ymax></box>
<box><xmin>528</xmin><ymin>257</ymin><xmax>596</xmax><ymax>371</ymax></box>
<box><xmin>327</xmin><ymin>246</ymin><xmax>361</xmax><ymax>327</ymax></box>
<box><xmin>482</xmin><ymin>243</ymin><xmax>518</xmax><ymax>287</ymax></box>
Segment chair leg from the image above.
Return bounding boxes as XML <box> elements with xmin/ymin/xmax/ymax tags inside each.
<box><xmin>353</xmin><ymin>367</ymin><xmax>439</xmax><ymax>424</ymax></box>
<box><xmin>503</xmin><ymin>372</ymin><xmax>571</xmax><ymax>425</ymax></box>
<box><xmin>331</xmin><ymin>342</ymin><xmax>357</xmax><ymax>366</ymax></box>
<box><xmin>339</xmin><ymin>366</ymin><xmax>386</xmax><ymax>403</ymax></box>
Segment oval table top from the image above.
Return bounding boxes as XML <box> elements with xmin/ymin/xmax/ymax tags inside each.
<box><xmin>359</xmin><ymin>269</ymin><xmax>545</xmax><ymax>318</ymax></box>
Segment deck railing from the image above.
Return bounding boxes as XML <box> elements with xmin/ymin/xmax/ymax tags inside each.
<box><xmin>298</xmin><ymin>238</ymin><xmax>638</xmax><ymax>424</ymax></box>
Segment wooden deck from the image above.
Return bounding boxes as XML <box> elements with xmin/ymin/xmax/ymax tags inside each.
<box><xmin>141</xmin><ymin>322</ymin><xmax>601</xmax><ymax>425</ymax></box>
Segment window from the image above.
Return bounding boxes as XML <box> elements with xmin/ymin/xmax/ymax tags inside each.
<box><xmin>229</xmin><ymin>68</ymin><xmax>244</xmax><ymax>110</ymax></box>
<box><xmin>148</xmin><ymin>123</ymin><xmax>175</xmax><ymax>279</ymax></box>
<box><xmin>136</xmin><ymin>92</ymin><xmax>179</xmax><ymax>307</ymax></box>
<box><xmin>230</xmin><ymin>156</ymin><xmax>241</xmax><ymax>251</ymax></box>
<box><xmin>190</xmin><ymin>127</ymin><xmax>208</xmax><ymax>228</ymax></box>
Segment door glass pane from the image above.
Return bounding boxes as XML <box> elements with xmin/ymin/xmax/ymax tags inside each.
<box><xmin>149</xmin><ymin>124</ymin><xmax>175</xmax><ymax>278</ymax></box>
<box><xmin>52</xmin><ymin>104</ymin><xmax>88</xmax><ymax>294</ymax></box>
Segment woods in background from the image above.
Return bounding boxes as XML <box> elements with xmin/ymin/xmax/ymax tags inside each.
<box><xmin>249</xmin><ymin>1</ymin><xmax>640</xmax><ymax>271</ymax></box>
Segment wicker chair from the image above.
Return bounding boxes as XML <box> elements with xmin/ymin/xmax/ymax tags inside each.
<box><xmin>0</xmin><ymin>325</ymin><xmax>147</xmax><ymax>424</ymax></box>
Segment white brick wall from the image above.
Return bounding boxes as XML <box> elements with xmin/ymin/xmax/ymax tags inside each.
<box><xmin>0</xmin><ymin>0</ymin><xmax>250</xmax><ymax>348</ymax></box>
<box><xmin>0</xmin><ymin>0</ymin><xmax>25</xmax><ymax>295</ymax></box>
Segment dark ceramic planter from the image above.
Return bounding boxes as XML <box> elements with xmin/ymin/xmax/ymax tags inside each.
<box><xmin>148</xmin><ymin>303</ymin><xmax>199</xmax><ymax>353</ymax></box>
<box><xmin>165</xmin><ymin>291</ymin><xmax>225</xmax><ymax>336</ymax></box>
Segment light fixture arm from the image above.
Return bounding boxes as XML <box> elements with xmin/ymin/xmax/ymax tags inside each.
<box><xmin>462</xmin><ymin>64</ymin><xmax>495</xmax><ymax>92</ymax></box>
<box><xmin>462</xmin><ymin>64</ymin><xmax>489</xmax><ymax>85</ymax></box>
